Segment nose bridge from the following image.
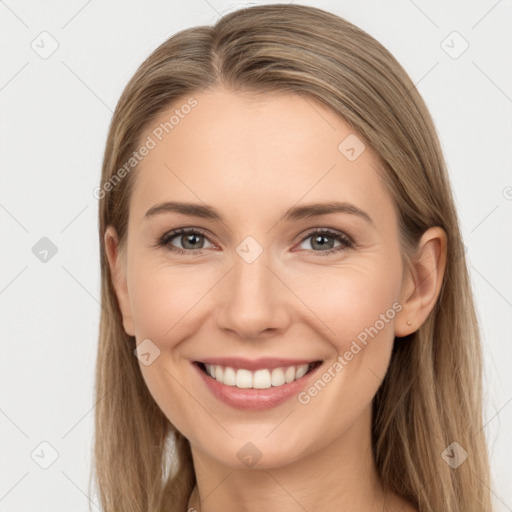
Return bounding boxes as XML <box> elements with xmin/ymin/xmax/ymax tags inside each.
<box><xmin>231</xmin><ymin>238</ymin><xmax>275</xmax><ymax>311</ymax></box>
<box><xmin>215</xmin><ymin>235</ymin><xmax>290</xmax><ymax>338</ymax></box>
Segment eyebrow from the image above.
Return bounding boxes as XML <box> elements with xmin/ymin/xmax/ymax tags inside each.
<box><xmin>144</xmin><ymin>200</ymin><xmax>374</xmax><ymax>226</ymax></box>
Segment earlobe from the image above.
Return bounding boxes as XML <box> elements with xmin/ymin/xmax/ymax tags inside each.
<box><xmin>395</xmin><ymin>227</ymin><xmax>447</xmax><ymax>337</ymax></box>
<box><xmin>104</xmin><ymin>226</ymin><xmax>135</xmax><ymax>336</ymax></box>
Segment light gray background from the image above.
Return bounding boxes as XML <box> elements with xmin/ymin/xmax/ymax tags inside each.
<box><xmin>1</xmin><ymin>0</ymin><xmax>511</xmax><ymax>510</ymax></box>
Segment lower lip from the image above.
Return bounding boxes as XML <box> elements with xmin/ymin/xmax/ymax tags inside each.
<box><xmin>193</xmin><ymin>362</ymin><xmax>322</xmax><ymax>410</ymax></box>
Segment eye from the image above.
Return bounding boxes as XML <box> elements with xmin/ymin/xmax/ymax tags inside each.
<box><xmin>157</xmin><ymin>228</ymin><xmax>216</xmax><ymax>254</ymax></box>
<box><xmin>296</xmin><ymin>228</ymin><xmax>353</xmax><ymax>255</ymax></box>
<box><xmin>156</xmin><ymin>227</ymin><xmax>353</xmax><ymax>256</ymax></box>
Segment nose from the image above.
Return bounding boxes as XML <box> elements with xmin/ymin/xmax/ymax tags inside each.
<box><xmin>214</xmin><ymin>247</ymin><xmax>291</xmax><ymax>341</ymax></box>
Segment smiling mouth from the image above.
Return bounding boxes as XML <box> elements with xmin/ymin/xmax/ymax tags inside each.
<box><xmin>194</xmin><ymin>360</ymin><xmax>322</xmax><ymax>389</ymax></box>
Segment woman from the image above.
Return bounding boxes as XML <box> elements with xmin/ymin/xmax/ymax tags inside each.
<box><xmin>91</xmin><ymin>4</ymin><xmax>493</xmax><ymax>511</ymax></box>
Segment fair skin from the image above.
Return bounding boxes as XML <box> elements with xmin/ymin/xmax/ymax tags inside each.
<box><xmin>105</xmin><ymin>87</ymin><xmax>446</xmax><ymax>512</ymax></box>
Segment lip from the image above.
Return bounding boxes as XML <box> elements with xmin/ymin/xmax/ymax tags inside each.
<box><xmin>195</xmin><ymin>357</ymin><xmax>318</xmax><ymax>371</ymax></box>
<box><xmin>192</xmin><ymin>359</ymin><xmax>323</xmax><ymax>410</ymax></box>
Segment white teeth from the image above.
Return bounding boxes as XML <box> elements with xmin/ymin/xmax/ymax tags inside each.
<box><xmin>202</xmin><ymin>363</ymin><xmax>311</xmax><ymax>389</ymax></box>
<box><xmin>223</xmin><ymin>367</ymin><xmax>236</xmax><ymax>386</ymax></box>
<box><xmin>236</xmin><ymin>369</ymin><xmax>253</xmax><ymax>388</ymax></box>
<box><xmin>284</xmin><ymin>366</ymin><xmax>296</xmax><ymax>383</ymax></box>
<box><xmin>295</xmin><ymin>365</ymin><xmax>308</xmax><ymax>379</ymax></box>
<box><xmin>271</xmin><ymin>368</ymin><xmax>285</xmax><ymax>386</ymax></box>
<box><xmin>253</xmin><ymin>369</ymin><xmax>271</xmax><ymax>389</ymax></box>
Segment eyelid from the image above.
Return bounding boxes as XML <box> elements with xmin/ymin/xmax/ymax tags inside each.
<box><xmin>158</xmin><ymin>226</ymin><xmax>354</xmax><ymax>254</ymax></box>
<box><xmin>294</xmin><ymin>227</ymin><xmax>354</xmax><ymax>254</ymax></box>
<box><xmin>298</xmin><ymin>227</ymin><xmax>353</xmax><ymax>244</ymax></box>
<box><xmin>158</xmin><ymin>226</ymin><xmax>217</xmax><ymax>249</ymax></box>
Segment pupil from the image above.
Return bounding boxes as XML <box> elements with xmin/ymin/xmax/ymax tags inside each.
<box><xmin>183</xmin><ymin>234</ymin><xmax>203</xmax><ymax>249</ymax></box>
<box><xmin>313</xmin><ymin>235</ymin><xmax>334</xmax><ymax>250</ymax></box>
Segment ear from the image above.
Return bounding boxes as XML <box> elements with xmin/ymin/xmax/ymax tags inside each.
<box><xmin>395</xmin><ymin>226</ymin><xmax>447</xmax><ymax>337</ymax></box>
<box><xmin>104</xmin><ymin>226</ymin><xmax>135</xmax><ymax>336</ymax></box>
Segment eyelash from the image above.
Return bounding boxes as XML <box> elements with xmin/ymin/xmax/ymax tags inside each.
<box><xmin>156</xmin><ymin>227</ymin><xmax>354</xmax><ymax>256</ymax></box>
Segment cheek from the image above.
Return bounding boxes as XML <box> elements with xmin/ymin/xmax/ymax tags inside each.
<box><xmin>289</xmin><ymin>266</ymin><xmax>401</xmax><ymax>437</ymax></box>
<box><xmin>295</xmin><ymin>258</ymin><xmax>402</xmax><ymax>352</ymax></box>
<box><xmin>293</xmin><ymin>258</ymin><xmax>402</xmax><ymax>412</ymax></box>
<box><xmin>128</xmin><ymin>259</ymin><xmax>218</xmax><ymax>342</ymax></box>
<box><xmin>126</xmin><ymin>260</ymin><xmax>212</xmax><ymax>435</ymax></box>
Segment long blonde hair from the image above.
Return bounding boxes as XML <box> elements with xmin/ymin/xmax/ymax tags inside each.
<box><xmin>91</xmin><ymin>4</ymin><xmax>493</xmax><ymax>511</ymax></box>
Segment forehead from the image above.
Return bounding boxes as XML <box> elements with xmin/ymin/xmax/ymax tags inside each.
<box><xmin>129</xmin><ymin>88</ymin><xmax>395</xmax><ymax>226</ymax></box>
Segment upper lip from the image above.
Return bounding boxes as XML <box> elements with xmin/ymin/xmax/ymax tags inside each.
<box><xmin>194</xmin><ymin>357</ymin><xmax>322</xmax><ymax>371</ymax></box>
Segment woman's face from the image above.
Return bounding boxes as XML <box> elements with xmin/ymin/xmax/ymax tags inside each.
<box><xmin>107</xmin><ymin>87</ymin><xmax>412</xmax><ymax>469</ymax></box>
